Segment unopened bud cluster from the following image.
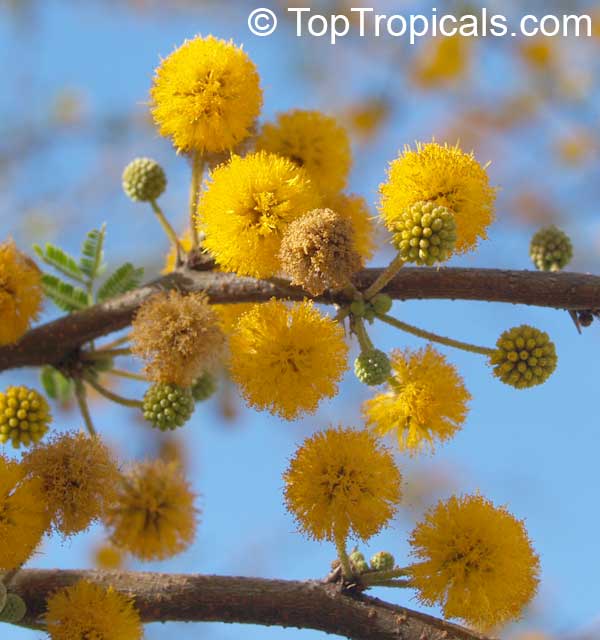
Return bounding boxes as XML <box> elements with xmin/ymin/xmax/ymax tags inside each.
<box><xmin>530</xmin><ymin>225</ymin><xmax>573</xmax><ymax>272</ymax></box>
<box><xmin>354</xmin><ymin>349</ymin><xmax>391</xmax><ymax>386</ymax></box>
<box><xmin>142</xmin><ymin>383</ymin><xmax>195</xmax><ymax>431</ymax></box>
<box><xmin>0</xmin><ymin>386</ymin><xmax>51</xmax><ymax>448</ymax></box>
<box><xmin>122</xmin><ymin>157</ymin><xmax>167</xmax><ymax>202</ymax></box>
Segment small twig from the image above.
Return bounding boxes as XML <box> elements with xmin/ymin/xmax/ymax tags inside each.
<box><xmin>74</xmin><ymin>379</ymin><xmax>96</xmax><ymax>436</ymax></box>
<box><xmin>83</xmin><ymin>374</ymin><xmax>143</xmax><ymax>409</ymax></box>
<box><xmin>150</xmin><ymin>200</ymin><xmax>184</xmax><ymax>260</ymax></box>
<box><xmin>108</xmin><ymin>369</ymin><xmax>147</xmax><ymax>382</ymax></box>
<box><xmin>83</xmin><ymin>348</ymin><xmax>132</xmax><ymax>360</ymax></box>
<box><xmin>98</xmin><ymin>334</ymin><xmax>131</xmax><ymax>351</ymax></box>
<box><xmin>363</xmin><ymin>254</ymin><xmax>405</xmax><ymax>300</ymax></box>
<box><xmin>375</xmin><ymin>313</ymin><xmax>495</xmax><ymax>356</ymax></box>
<box><xmin>334</xmin><ymin>533</ymin><xmax>353</xmax><ymax>581</ymax></box>
<box><xmin>188</xmin><ymin>152</ymin><xmax>205</xmax><ymax>250</ymax></box>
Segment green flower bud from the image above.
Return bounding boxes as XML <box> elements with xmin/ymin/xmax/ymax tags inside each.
<box><xmin>371</xmin><ymin>294</ymin><xmax>393</xmax><ymax>315</ymax></box>
<box><xmin>142</xmin><ymin>383</ymin><xmax>194</xmax><ymax>431</ymax></box>
<box><xmin>122</xmin><ymin>157</ymin><xmax>167</xmax><ymax>202</ymax></box>
<box><xmin>191</xmin><ymin>372</ymin><xmax>217</xmax><ymax>403</ymax></box>
<box><xmin>350</xmin><ymin>299</ymin><xmax>366</xmax><ymax>318</ymax></box>
<box><xmin>530</xmin><ymin>225</ymin><xmax>573</xmax><ymax>272</ymax></box>
<box><xmin>370</xmin><ymin>551</ymin><xmax>395</xmax><ymax>572</ymax></box>
<box><xmin>490</xmin><ymin>325</ymin><xmax>557</xmax><ymax>389</ymax></box>
<box><xmin>349</xmin><ymin>551</ymin><xmax>369</xmax><ymax>574</ymax></box>
<box><xmin>0</xmin><ymin>593</ymin><xmax>26</xmax><ymax>623</ymax></box>
<box><xmin>354</xmin><ymin>349</ymin><xmax>391</xmax><ymax>386</ymax></box>
<box><xmin>392</xmin><ymin>201</ymin><xmax>457</xmax><ymax>266</ymax></box>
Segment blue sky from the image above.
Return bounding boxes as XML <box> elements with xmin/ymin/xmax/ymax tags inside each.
<box><xmin>1</xmin><ymin>1</ymin><xmax>600</xmax><ymax>638</ymax></box>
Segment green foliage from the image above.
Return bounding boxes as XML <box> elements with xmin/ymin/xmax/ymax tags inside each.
<box><xmin>33</xmin><ymin>243</ymin><xmax>85</xmax><ymax>283</ymax></box>
<box><xmin>40</xmin><ymin>366</ymin><xmax>74</xmax><ymax>403</ymax></box>
<box><xmin>79</xmin><ymin>224</ymin><xmax>107</xmax><ymax>280</ymax></box>
<box><xmin>97</xmin><ymin>263</ymin><xmax>144</xmax><ymax>302</ymax></box>
<box><xmin>41</xmin><ymin>274</ymin><xmax>88</xmax><ymax>312</ymax></box>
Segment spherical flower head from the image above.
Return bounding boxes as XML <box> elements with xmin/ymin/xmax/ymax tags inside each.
<box><xmin>198</xmin><ymin>151</ymin><xmax>321</xmax><ymax>278</ymax></box>
<box><xmin>191</xmin><ymin>371</ymin><xmax>217</xmax><ymax>402</ymax></box>
<box><xmin>142</xmin><ymin>383</ymin><xmax>195</xmax><ymax>431</ymax></box>
<box><xmin>94</xmin><ymin>543</ymin><xmax>124</xmax><ymax>570</ymax></box>
<box><xmin>122</xmin><ymin>157</ymin><xmax>167</xmax><ymax>202</ymax></box>
<box><xmin>363</xmin><ymin>346</ymin><xmax>471</xmax><ymax>455</ymax></box>
<box><xmin>131</xmin><ymin>290</ymin><xmax>225</xmax><ymax>387</ymax></box>
<box><xmin>392</xmin><ymin>201</ymin><xmax>457</xmax><ymax>266</ymax></box>
<box><xmin>0</xmin><ymin>455</ymin><xmax>49</xmax><ymax>570</ymax></box>
<box><xmin>150</xmin><ymin>35</ymin><xmax>262</xmax><ymax>153</ymax></box>
<box><xmin>284</xmin><ymin>427</ymin><xmax>402</xmax><ymax>542</ymax></box>
<box><xmin>104</xmin><ymin>459</ymin><xmax>197</xmax><ymax>561</ymax></box>
<box><xmin>354</xmin><ymin>349</ymin><xmax>391</xmax><ymax>386</ymax></box>
<box><xmin>371</xmin><ymin>550</ymin><xmax>395</xmax><ymax>571</ymax></box>
<box><xmin>256</xmin><ymin>109</ymin><xmax>352</xmax><ymax>196</ymax></box>
<box><xmin>0</xmin><ymin>385</ymin><xmax>51</xmax><ymax>449</ymax></box>
<box><xmin>325</xmin><ymin>193</ymin><xmax>376</xmax><ymax>261</ymax></box>
<box><xmin>490</xmin><ymin>325</ymin><xmax>557</xmax><ymax>389</ymax></box>
<box><xmin>0</xmin><ymin>593</ymin><xmax>26</xmax><ymax>623</ymax></box>
<box><xmin>229</xmin><ymin>300</ymin><xmax>348</xmax><ymax>420</ymax></box>
<box><xmin>530</xmin><ymin>225</ymin><xmax>573</xmax><ymax>272</ymax></box>
<box><xmin>0</xmin><ymin>240</ymin><xmax>43</xmax><ymax>346</ymax></box>
<box><xmin>409</xmin><ymin>494</ymin><xmax>540</xmax><ymax>630</ymax></box>
<box><xmin>280</xmin><ymin>208</ymin><xmax>362</xmax><ymax>295</ymax></box>
<box><xmin>45</xmin><ymin>580</ymin><xmax>142</xmax><ymax>640</ymax></box>
<box><xmin>22</xmin><ymin>431</ymin><xmax>119</xmax><ymax>537</ymax></box>
<box><xmin>379</xmin><ymin>142</ymin><xmax>496</xmax><ymax>254</ymax></box>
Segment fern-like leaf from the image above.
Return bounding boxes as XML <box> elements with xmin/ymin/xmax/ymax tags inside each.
<box><xmin>97</xmin><ymin>263</ymin><xmax>144</xmax><ymax>302</ymax></box>
<box><xmin>80</xmin><ymin>225</ymin><xmax>107</xmax><ymax>280</ymax></box>
<box><xmin>33</xmin><ymin>243</ymin><xmax>86</xmax><ymax>284</ymax></box>
<box><xmin>41</xmin><ymin>274</ymin><xmax>89</xmax><ymax>312</ymax></box>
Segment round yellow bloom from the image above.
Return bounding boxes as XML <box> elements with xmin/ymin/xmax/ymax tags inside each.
<box><xmin>0</xmin><ymin>385</ymin><xmax>51</xmax><ymax>449</ymax></box>
<box><xmin>131</xmin><ymin>290</ymin><xmax>225</xmax><ymax>387</ymax></box>
<box><xmin>324</xmin><ymin>193</ymin><xmax>376</xmax><ymax>261</ymax></box>
<box><xmin>379</xmin><ymin>141</ymin><xmax>496</xmax><ymax>254</ymax></box>
<box><xmin>363</xmin><ymin>346</ymin><xmax>470</xmax><ymax>454</ymax></box>
<box><xmin>104</xmin><ymin>460</ymin><xmax>197</xmax><ymax>561</ymax></box>
<box><xmin>93</xmin><ymin>543</ymin><xmax>124</xmax><ymax>570</ymax></box>
<box><xmin>409</xmin><ymin>494</ymin><xmax>540</xmax><ymax>630</ymax></box>
<box><xmin>22</xmin><ymin>432</ymin><xmax>120</xmax><ymax>537</ymax></box>
<box><xmin>198</xmin><ymin>151</ymin><xmax>321</xmax><ymax>278</ymax></box>
<box><xmin>229</xmin><ymin>300</ymin><xmax>348</xmax><ymax>420</ymax></box>
<box><xmin>0</xmin><ymin>240</ymin><xmax>43</xmax><ymax>346</ymax></box>
<box><xmin>0</xmin><ymin>455</ymin><xmax>49</xmax><ymax>570</ymax></box>
<box><xmin>284</xmin><ymin>426</ymin><xmax>402</xmax><ymax>541</ymax></box>
<box><xmin>256</xmin><ymin>109</ymin><xmax>352</xmax><ymax>196</ymax></box>
<box><xmin>413</xmin><ymin>35</ymin><xmax>470</xmax><ymax>88</ymax></box>
<box><xmin>45</xmin><ymin>580</ymin><xmax>142</xmax><ymax>640</ymax></box>
<box><xmin>150</xmin><ymin>35</ymin><xmax>262</xmax><ymax>153</ymax></box>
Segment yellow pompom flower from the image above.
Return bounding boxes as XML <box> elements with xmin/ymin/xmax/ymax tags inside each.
<box><xmin>324</xmin><ymin>192</ymin><xmax>376</xmax><ymax>261</ymax></box>
<box><xmin>93</xmin><ymin>543</ymin><xmax>124</xmax><ymax>570</ymax></box>
<box><xmin>0</xmin><ymin>240</ymin><xmax>43</xmax><ymax>346</ymax></box>
<box><xmin>284</xmin><ymin>426</ymin><xmax>402</xmax><ymax>542</ymax></box>
<box><xmin>45</xmin><ymin>580</ymin><xmax>142</xmax><ymax>640</ymax></box>
<box><xmin>229</xmin><ymin>300</ymin><xmax>348</xmax><ymax>420</ymax></box>
<box><xmin>0</xmin><ymin>455</ymin><xmax>49</xmax><ymax>570</ymax></box>
<box><xmin>362</xmin><ymin>346</ymin><xmax>470</xmax><ymax>454</ymax></box>
<box><xmin>409</xmin><ymin>494</ymin><xmax>540</xmax><ymax>630</ymax></box>
<box><xmin>0</xmin><ymin>385</ymin><xmax>51</xmax><ymax>449</ymax></box>
<box><xmin>104</xmin><ymin>460</ymin><xmax>197</xmax><ymax>561</ymax></box>
<box><xmin>413</xmin><ymin>35</ymin><xmax>470</xmax><ymax>88</ymax></box>
<box><xmin>198</xmin><ymin>151</ymin><xmax>321</xmax><ymax>278</ymax></box>
<box><xmin>22</xmin><ymin>432</ymin><xmax>120</xmax><ymax>537</ymax></box>
<box><xmin>379</xmin><ymin>141</ymin><xmax>496</xmax><ymax>254</ymax></box>
<box><xmin>150</xmin><ymin>35</ymin><xmax>262</xmax><ymax>153</ymax></box>
<box><xmin>256</xmin><ymin>109</ymin><xmax>352</xmax><ymax>196</ymax></box>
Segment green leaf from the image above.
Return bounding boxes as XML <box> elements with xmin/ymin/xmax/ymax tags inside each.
<box><xmin>97</xmin><ymin>263</ymin><xmax>144</xmax><ymax>302</ymax></box>
<box><xmin>41</xmin><ymin>274</ymin><xmax>89</xmax><ymax>312</ymax></box>
<box><xmin>33</xmin><ymin>243</ymin><xmax>86</xmax><ymax>283</ymax></box>
<box><xmin>79</xmin><ymin>224</ymin><xmax>107</xmax><ymax>280</ymax></box>
<box><xmin>40</xmin><ymin>366</ymin><xmax>74</xmax><ymax>403</ymax></box>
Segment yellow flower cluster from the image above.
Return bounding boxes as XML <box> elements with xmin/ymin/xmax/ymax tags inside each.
<box><xmin>229</xmin><ymin>300</ymin><xmax>348</xmax><ymax>420</ymax></box>
<box><xmin>0</xmin><ymin>240</ymin><xmax>43</xmax><ymax>346</ymax></box>
<box><xmin>151</xmin><ymin>35</ymin><xmax>262</xmax><ymax>153</ymax></box>
<box><xmin>104</xmin><ymin>460</ymin><xmax>197</xmax><ymax>561</ymax></box>
<box><xmin>380</xmin><ymin>141</ymin><xmax>495</xmax><ymax>254</ymax></box>
<box><xmin>0</xmin><ymin>385</ymin><xmax>51</xmax><ymax>449</ymax></box>
<box><xmin>284</xmin><ymin>427</ymin><xmax>402</xmax><ymax>542</ymax></box>
<box><xmin>0</xmin><ymin>455</ymin><xmax>49</xmax><ymax>570</ymax></box>
<box><xmin>363</xmin><ymin>346</ymin><xmax>470</xmax><ymax>454</ymax></box>
<box><xmin>45</xmin><ymin>580</ymin><xmax>142</xmax><ymax>640</ymax></box>
<box><xmin>409</xmin><ymin>494</ymin><xmax>540</xmax><ymax>630</ymax></box>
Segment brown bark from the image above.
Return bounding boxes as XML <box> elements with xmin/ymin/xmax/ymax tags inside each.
<box><xmin>10</xmin><ymin>569</ymin><xmax>492</xmax><ymax>640</ymax></box>
<box><xmin>0</xmin><ymin>266</ymin><xmax>599</xmax><ymax>372</ymax></box>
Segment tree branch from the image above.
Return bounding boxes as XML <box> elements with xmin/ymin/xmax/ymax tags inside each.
<box><xmin>10</xmin><ymin>569</ymin><xmax>492</xmax><ymax>640</ymax></box>
<box><xmin>1</xmin><ymin>266</ymin><xmax>599</xmax><ymax>373</ymax></box>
